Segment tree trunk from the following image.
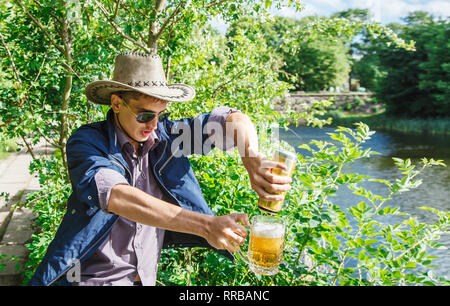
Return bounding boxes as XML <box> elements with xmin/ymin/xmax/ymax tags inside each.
<box><xmin>147</xmin><ymin>0</ymin><xmax>167</xmax><ymax>52</ymax></box>
<box><xmin>59</xmin><ymin>1</ymin><xmax>72</xmax><ymax>180</ymax></box>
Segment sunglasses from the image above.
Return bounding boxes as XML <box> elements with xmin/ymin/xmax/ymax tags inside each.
<box><xmin>121</xmin><ymin>97</ymin><xmax>170</xmax><ymax>123</ymax></box>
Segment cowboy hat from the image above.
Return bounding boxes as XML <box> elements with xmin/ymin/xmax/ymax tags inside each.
<box><xmin>85</xmin><ymin>52</ymin><xmax>195</xmax><ymax>104</ymax></box>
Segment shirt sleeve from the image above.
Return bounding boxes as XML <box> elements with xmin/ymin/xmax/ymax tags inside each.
<box><xmin>94</xmin><ymin>168</ymin><xmax>130</xmax><ymax>214</ymax></box>
<box><xmin>206</xmin><ymin>106</ymin><xmax>241</xmax><ymax>151</ymax></box>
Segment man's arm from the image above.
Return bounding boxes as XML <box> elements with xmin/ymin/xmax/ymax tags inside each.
<box><xmin>108</xmin><ymin>184</ymin><xmax>249</xmax><ymax>253</ymax></box>
<box><xmin>225</xmin><ymin>112</ymin><xmax>292</xmax><ymax>202</ymax></box>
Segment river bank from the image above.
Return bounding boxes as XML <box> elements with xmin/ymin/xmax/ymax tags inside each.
<box><xmin>277</xmin><ymin>92</ymin><xmax>450</xmax><ymax>136</ymax></box>
<box><xmin>323</xmin><ymin>110</ymin><xmax>450</xmax><ymax>136</ymax></box>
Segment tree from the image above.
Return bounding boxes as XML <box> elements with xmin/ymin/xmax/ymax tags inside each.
<box><xmin>373</xmin><ymin>12</ymin><xmax>449</xmax><ymax>117</ymax></box>
<box><xmin>403</xmin><ymin>10</ymin><xmax>434</xmax><ymax>25</ymax></box>
<box><xmin>0</xmin><ymin>1</ymin><xmax>305</xmax><ymax>177</ymax></box>
<box><xmin>290</xmin><ymin>35</ymin><xmax>351</xmax><ymax>91</ymax></box>
<box><xmin>226</xmin><ymin>16</ymin><xmax>352</xmax><ymax>91</ymax></box>
<box><xmin>418</xmin><ymin>20</ymin><xmax>450</xmax><ymax>115</ymax></box>
<box><xmin>226</xmin><ymin>13</ymin><xmax>413</xmax><ymax>92</ymax></box>
<box><xmin>331</xmin><ymin>9</ymin><xmax>372</xmax><ymax>90</ymax></box>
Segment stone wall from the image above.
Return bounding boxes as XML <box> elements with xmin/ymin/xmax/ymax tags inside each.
<box><xmin>274</xmin><ymin>92</ymin><xmax>381</xmax><ymax>114</ymax></box>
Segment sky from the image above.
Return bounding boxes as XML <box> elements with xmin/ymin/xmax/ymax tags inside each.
<box><xmin>211</xmin><ymin>0</ymin><xmax>450</xmax><ymax>33</ymax></box>
<box><xmin>277</xmin><ymin>0</ymin><xmax>450</xmax><ymax>23</ymax></box>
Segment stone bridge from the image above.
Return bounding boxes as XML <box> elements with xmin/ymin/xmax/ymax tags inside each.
<box><xmin>274</xmin><ymin>92</ymin><xmax>379</xmax><ymax>114</ymax></box>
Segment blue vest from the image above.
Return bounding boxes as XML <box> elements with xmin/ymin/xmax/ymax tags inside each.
<box><xmin>29</xmin><ymin>110</ymin><xmax>233</xmax><ymax>286</ymax></box>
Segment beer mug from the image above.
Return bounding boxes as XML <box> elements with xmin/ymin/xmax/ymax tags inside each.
<box><xmin>258</xmin><ymin>149</ymin><xmax>297</xmax><ymax>214</ymax></box>
<box><xmin>235</xmin><ymin>215</ymin><xmax>286</xmax><ymax>276</ymax></box>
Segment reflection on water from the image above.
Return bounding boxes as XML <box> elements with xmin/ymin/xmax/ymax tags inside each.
<box><xmin>280</xmin><ymin>125</ymin><xmax>450</xmax><ymax>280</ymax></box>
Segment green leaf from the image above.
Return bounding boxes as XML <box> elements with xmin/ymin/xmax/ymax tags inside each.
<box><xmin>365</xmin><ymin>239</ymin><xmax>378</xmax><ymax>246</ymax></box>
<box><xmin>369</xmin><ymin>178</ymin><xmax>391</xmax><ymax>187</ymax></box>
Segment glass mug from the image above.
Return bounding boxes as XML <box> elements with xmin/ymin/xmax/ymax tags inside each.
<box><xmin>235</xmin><ymin>215</ymin><xmax>286</xmax><ymax>276</ymax></box>
<box><xmin>258</xmin><ymin>149</ymin><xmax>297</xmax><ymax>214</ymax></box>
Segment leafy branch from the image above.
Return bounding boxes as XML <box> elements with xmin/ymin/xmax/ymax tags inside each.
<box><xmin>331</xmin><ymin>156</ymin><xmax>446</xmax><ymax>285</ymax></box>
<box><xmin>94</xmin><ymin>0</ymin><xmax>152</xmax><ymax>53</ymax></box>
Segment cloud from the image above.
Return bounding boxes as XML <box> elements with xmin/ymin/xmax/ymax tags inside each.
<box><xmin>274</xmin><ymin>0</ymin><xmax>450</xmax><ymax>24</ymax></box>
<box><xmin>348</xmin><ymin>0</ymin><xmax>450</xmax><ymax>23</ymax></box>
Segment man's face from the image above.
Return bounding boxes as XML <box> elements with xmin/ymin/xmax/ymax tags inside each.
<box><xmin>111</xmin><ymin>93</ymin><xmax>167</xmax><ymax>143</ymax></box>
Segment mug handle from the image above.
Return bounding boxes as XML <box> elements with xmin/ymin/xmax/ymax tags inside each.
<box><xmin>233</xmin><ymin>225</ymin><xmax>251</xmax><ymax>264</ymax></box>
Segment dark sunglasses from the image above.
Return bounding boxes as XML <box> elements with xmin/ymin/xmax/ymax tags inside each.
<box><xmin>121</xmin><ymin>98</ymin><xmax>170</xmax><ymax>123</ymax></box>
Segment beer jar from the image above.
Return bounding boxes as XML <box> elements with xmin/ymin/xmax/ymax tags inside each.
<box><xmin>258</xmin><ymin>149</ymin><xmax>297</xmax><ymax>214</ymax></box>
<box><xmin>235</xmin><ymin>215</ymin><xmax>286</xmax><ymax>276</ymax></box>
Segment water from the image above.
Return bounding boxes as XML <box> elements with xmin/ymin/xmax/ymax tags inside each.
<box><xmin>279</xmin><ymin>125</ymin><xmax>450</xmax><ymax>280</ymax></box>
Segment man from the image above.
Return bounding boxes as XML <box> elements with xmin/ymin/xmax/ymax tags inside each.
<box><xmin>29</xmin><ymin>52</ymin><xmax>292</xmax><ymax>286</ymax></box>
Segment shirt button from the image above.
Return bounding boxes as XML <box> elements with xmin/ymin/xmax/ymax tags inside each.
<box><xmin>87</xmin><ymin>195</ymin><xmax>92</xmax><ymax>200</ymax></box>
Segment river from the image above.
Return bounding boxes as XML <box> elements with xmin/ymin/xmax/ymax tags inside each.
<box><xmin>279</xmin><ymin>124</ymin><xmax>450</xmax><ymax>281</ymax></box>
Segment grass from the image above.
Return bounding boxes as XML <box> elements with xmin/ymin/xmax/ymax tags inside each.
<box><xmin>325</xmin><ymin>110</ymin><xmax>450</xmax><ymax>136</ymax></box>
<box><xmin>292</xmin><ymin>92</ymin><xmax>373</xmax><ymax>97</ymax></box>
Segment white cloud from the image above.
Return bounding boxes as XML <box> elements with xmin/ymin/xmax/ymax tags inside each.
<box><xmin>423</xmin><ymin>1</ymin><xmax>450</xmax><ymax>18</ymax></box>
<box><xmin>305</xmin><ymin>0</ymin><xmax>345</xmax><ymax>11</ymax></box>
<box><xmin>347</xmin><ymin>0</ymin><xmax>450</xmax><ymax>23</ymax></box>
<box><xmin>274</xmin><ymin>0</ymin><xmax>450</xmax><ymax>24</ymax></box>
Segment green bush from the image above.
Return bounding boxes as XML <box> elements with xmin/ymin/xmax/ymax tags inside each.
<box><xmin>157</xmin><ymin>122</ymin><xmax>449</xmax><ymax>286</ymax></box>
<box><xmin>21</xmin><ymin>154</ymin><xmax>71</xmax><ymax>284</ymax></box>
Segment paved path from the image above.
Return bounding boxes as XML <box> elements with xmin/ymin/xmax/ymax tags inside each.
<box><xmin>0</xmin><ymin>142</ymin><xmax>52</xmax><ymax>285</ymax></box>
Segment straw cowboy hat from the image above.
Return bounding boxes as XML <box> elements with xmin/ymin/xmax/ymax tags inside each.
<box><xmin>85</xmin><ymin>52</ymin><xmax>195</xmax><ymax>104</ymax></box>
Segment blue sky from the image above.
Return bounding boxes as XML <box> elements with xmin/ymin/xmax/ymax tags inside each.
<box><xmin>211</xmin><ymin>0</ymin><xmax>450</xmax><ymax>33</ymax></box>
<box><xmin>276</xmin><ymin>0</ymin><xmax>450</xmax><ymax>24</ymax></box>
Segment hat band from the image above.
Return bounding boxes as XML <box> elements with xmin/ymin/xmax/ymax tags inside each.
<box><xmin>121</xmin><ymin>80</ymin><xmax>168</xmax><ymax>88</ymax></box>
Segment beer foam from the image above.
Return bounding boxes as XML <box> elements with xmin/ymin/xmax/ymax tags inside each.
<box><xmin>253</xmin><ymin>222</ymin><xmax>285</xmax><ymax>238</ymax></box>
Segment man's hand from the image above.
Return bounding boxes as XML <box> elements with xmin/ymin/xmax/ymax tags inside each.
<box><xmin>204</xmin><ymin>213</ymin><xmax>250</xmax><ymax>253</ymax></box>
<box><xmin>242</xmin><ymin>151</ymin><xmax>292</xmax><ymax>202</ymax></box>
<box><xmin>224</xmin><ymin>112</ymin><xmax>292</xmax><ymax>201</ymax></box>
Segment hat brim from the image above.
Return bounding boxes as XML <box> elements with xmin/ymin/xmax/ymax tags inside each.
<box><xmin>85</xmin><ymin>80</ymin><xmax>196</xmax><ymax>105</ymax></box>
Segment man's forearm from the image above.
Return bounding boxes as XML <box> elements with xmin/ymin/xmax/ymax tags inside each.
<box><xmin>108</xmin><ymin>184</ymin><xmax>212</xmax><ymax>239</ymax></box>
<box><xmin>224</xmin><ymin>112</ymin><xmax>291</xmax><ymax>202</ymax></box>
<box><xmin>107</xmin><ymin>184</ymin><xmax>249</xmax><ymax>253</ymax></box>
<box><xmin>225</xmin><ymin>112</ymin><xmax>259</xmax><ymax>158</ymax></box>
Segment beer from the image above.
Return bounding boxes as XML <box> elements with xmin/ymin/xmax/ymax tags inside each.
<box><xmin>247</xmin><ymin>216</ymin><xmax>285</xmax><ymax>275</ymax></box>
<box><xmin>248</xmin><ymin>222</ymin><xmax>285</xmax><ymax>274</ymax></box>
<box><xmin>258</xmin><ymin>149</ymin><xmax>297</xmax><ymax>214</ymax></box>
<box><xmin>235</xmin><ymin>215</ymin><xmax>286</xmax><ymax>276</ymax></box>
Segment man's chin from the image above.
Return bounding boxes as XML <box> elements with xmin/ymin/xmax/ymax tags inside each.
<box><xmin>136</xmin><ymin>136</ymin><xmax>150</xmax><ymax>143</ymax></box>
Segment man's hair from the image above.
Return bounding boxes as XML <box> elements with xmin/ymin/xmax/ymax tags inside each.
<box><xmin>112</xmin><ymin>91</ymin><xmax>166</xmax><ymax>104</ymax></box>
<box><xmin>113</xmin><ymin>91</ymin><xmax>146</xmax><ymax>101</ymax></box>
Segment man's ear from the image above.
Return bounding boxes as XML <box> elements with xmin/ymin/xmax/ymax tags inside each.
<box><xmin>111</xmin><ymin>93</ymin><xmax>121</xmax><ymax>113</ymax></box>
